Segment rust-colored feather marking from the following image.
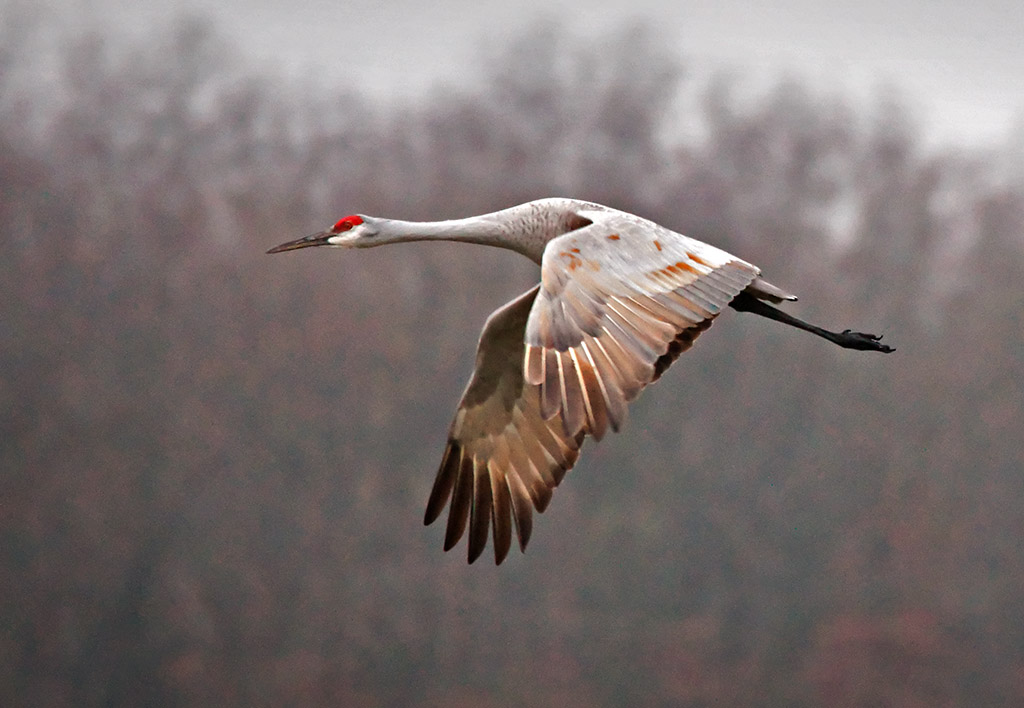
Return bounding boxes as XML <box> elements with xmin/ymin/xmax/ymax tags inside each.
<box><xmin>689</xmin><ymin>252</ymin><xmax>711</xmax><ymax>268</ymax></box>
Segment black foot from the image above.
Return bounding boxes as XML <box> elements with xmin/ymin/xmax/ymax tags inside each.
<box><xmin>833</xmin><ymin>330</ymin><xmax>895</xmax><ymax>353</ymax></box>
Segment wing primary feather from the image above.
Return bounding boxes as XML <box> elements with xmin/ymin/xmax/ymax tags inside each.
<box><xmin>556</xmin><ymin>351</ymin><xmax>586</xmax><ymax>436</ymax></box>
<box><xmin>609</xmin><ymin>296</ymin><xmax>677</xmax><ymax>338</ymax></box>
<box><xmin>549</xmin><ymin>296</ymin><xmax>576</xmax><ymax>351</ymax></box>
<box><xmin>528</xmin><ymin>412</ymin><xmax>581</xmax><ymax>468</ymax></box>
<box><xmin>529</xmin><ymin>461</ymin><xmax>555</xmax><ymax>511</ymax></box>
<box><xmin>505</xmin><ymin>422</ymin><xmax>556</xmax><ymax>510</ymax></box>
<box><xmin>504</xmin><ymin>464</ymin><xmax>534</xmax><ymax>550</ymax></box>
<box><xmin>627</xmin><ymin>294</ymin><xmax>700</xmax><ymax>330</ymax></box>
<box><xmin>561</xmin><ymin>288</ymin><xmax>603</xmax><ymax>336</ymax></box>
<box><xmin>467</xmin><ymin>457</ymin><xmax>493</xmax><ymax>563</ymax></box>
<box><xmin>695</xmin><ymin>273</ymin><xmax>741</xmax><ymax>300</ymax></box>
<box><xmin>713</xmin><ymin>267</ymin><xmax>760</xmax><ymax>298</ymax></box>
<box><xmin>510</xmin><ymin>412</ymin><xmax>558</xmax><ymax>484</ymax></box>
<box><xmin>443</xmin><ymin>453</ymin><xmax>473</xmax><ymax>551</ymax></box>
<box><xmin>491</xmin><ymin>465</ymin><xmax>516</xmax><ymax>565</ymax></box>
<box><xmin>488</xmin><ymin>448</ymin><xmax>514</xmax><ymax>559</ymax></box>
<box><xmin>714</xmin><ymin>262</ymin><xmax>759</xmax><ymax>289</ymax></box>
<box><xmin>689</xmin><ymin>277</ymin><xmax>734</xmax><ymax>306</ymax></box>
<box><xmin>561</xmin><ymin>433</ymin><xmax>583</xmax><ymax>476</ymax></box>
<box><xmin>544</xmin><ymin>421</ymin><xmax>580</xmax><ymax>485</ymax></box>
<box><xmin>677</xmin><ymin>284</ymin><xmax>720</xmax><ymax>314</ymax></box>
<box><xmin>585</xmin><ymin>335</ymin><xmax>627</xmax><ymax>386</ymax></box>
<box><xmin>662</xmin><ymin>289</ymin><xmax>715</xmax><ymax>319</ymax></box>
<box><xmin>516</xmin><ymin>413</ymin><xmax>578</xmax><ymax>489</ymax></box>
<box><xmin>604</xmin><ymin>297</ymin><xmax>661</xmax><ymax>338</ymax></box>
<box><xmin>504</xmin><ymin>414</ymin><xmax>546</xmax><ymax>473</ymax></box>
<box><xmin>491</xmin><ymin>438</ymin><xmax>532</xmax><ymax>553</ymax></box>
<box><xmin>601</xmin><ymin>314</ymin><xmax>660</xmax><ymax>365</ymax></box>
<box><xmin>540</xmin><ymin>349</ymin><xmax>561</xmax><ymax>419</ymax></box>
<box><xmin>603</xmin><ymin>303</ymin><xmax>667</xmax><ymax>357</ymax></box>
<box><xmin>649</xmin><ymin>293</ymin><xmax>702</xmax><ymax>324</ymax></box>
<box><xmin>592</xmin><ymin>330</ymin><xmax>649</xmax><ymax>400</ymax></box>
<box><xmin>652</xmin><ymin>320</ymin><xmax>714</xmax><ymax>381</ymax></box>
<box><xmin>524</xmin><ymin>344</ymin><xmax>544</xmax><ymax>386</ymax></box>
<box><xmin>425</xmin><ymin>444</ymin><xmax>460</xmax><ymax>525</ymax></box>
<box><xmin>581</xmin><ymin>340</ymin><xmax>626</xmax><ymax>432</ymax></box>
<box><xmin>569</xmin><ymin>347</ymin><xmax>608</xmax><ymax>440</ymax></box>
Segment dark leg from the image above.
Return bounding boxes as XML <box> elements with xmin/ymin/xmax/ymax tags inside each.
<box><xmin>729</xmin><ymin>292</ymin><xmax>895</xmax><ymax>353</ymax></box>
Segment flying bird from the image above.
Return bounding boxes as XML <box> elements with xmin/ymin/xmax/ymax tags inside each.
<box><xmin>268</xmin><ymin>198</ymin><xmax>893</xmax><ymax>564</ymax></box>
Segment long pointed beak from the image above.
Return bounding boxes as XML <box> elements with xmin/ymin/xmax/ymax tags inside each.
<box><xmin>266</xmin><ymin>231</ymin><xmax>332</xmax><ymax>254</ymax></box>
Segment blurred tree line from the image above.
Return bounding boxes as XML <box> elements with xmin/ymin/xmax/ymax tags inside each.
<box><xmin>2</xmin><ymin>6</ymin><xmax>1024</xmax><ymax>707</ymax></box>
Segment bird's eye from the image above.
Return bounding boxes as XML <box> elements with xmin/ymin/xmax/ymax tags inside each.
<box><xmin>332</xmin><ymin>215</ymin><xmax>364</xmax><ymax>233</ymax></box>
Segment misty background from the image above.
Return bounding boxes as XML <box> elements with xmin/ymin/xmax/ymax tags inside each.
<box><xmin>3</xmin><ymin>0</ymin><xmax>1024</xmax><ymax>705</ymax></box>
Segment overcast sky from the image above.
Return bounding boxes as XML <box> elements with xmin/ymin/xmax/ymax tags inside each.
<box><xmin>87</xmin><ymin>0</ymin><xmax>1023</xmax><ymax>147</ymax></box>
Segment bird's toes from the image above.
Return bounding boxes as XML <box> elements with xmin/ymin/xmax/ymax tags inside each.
<box><xmin>839</xmin><ymin>330</ymin><xmax>895</xmax><ymax>352</ymax></box>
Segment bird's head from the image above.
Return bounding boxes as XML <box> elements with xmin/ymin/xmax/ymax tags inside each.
<box><xmin>266</xmin><ymin>214</ymin><xmax>379</xmax><ymax>253</ymax></box>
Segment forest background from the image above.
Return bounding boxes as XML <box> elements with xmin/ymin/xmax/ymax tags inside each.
<box><xmin>3</xmin><ymin>5</ymin><xmax>1024</xmax><ymax>706</ymax></box>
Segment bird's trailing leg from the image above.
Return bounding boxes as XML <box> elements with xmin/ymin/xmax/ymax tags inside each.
<box><xmin>730</xmin><ymin>292</ymin><xmax>895</xmax><ymax>353</ymax></box>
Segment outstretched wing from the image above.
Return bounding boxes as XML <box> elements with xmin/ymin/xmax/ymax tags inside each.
<box><xmin>523</xmin><ymin>209</ymin><xmax>760</xmax><ymax>439</ymax></box>
<box><xmin>424</xmin><ymin>286</ymin><xmax>586</xmax><ymax>565</ymax></box>
<box><xmin>425</xmin><ymin>210</ymin><xmax>760</xmax><ymax>565</ymax></box>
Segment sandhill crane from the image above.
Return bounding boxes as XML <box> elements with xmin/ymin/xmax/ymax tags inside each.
<box><xmin>268</xmin><ymin>198</ymin><xmax>893</xmax><ymax>565</ymax></box>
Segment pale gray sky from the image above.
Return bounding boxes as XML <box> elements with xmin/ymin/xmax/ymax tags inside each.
<box><xmin>87</xmin><ymin>0</ymin><xmax>1023</xmax><ymax>147</ymax></box>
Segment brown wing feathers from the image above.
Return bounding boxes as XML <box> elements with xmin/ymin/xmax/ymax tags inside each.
<box><xmin>423</xmin><ymin>287</ymin><xmax>588</xmax><ymax>564</ymax></box>
<box><xmin>428</xmin><ymin>421</ymin><xmax>585</xmax><ymax>564</ymax></box>
<box><xmin>425</xmin><ymin>239</ymin><xmax>758</xmax><ymax>563</ymax></box>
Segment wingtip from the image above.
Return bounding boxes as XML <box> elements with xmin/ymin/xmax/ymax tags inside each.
<box><xmin>534</xmin><ymin>492</ymin><xmax>552</xmax><ymax>514</ymax></box>
<box><xmin>466</xmin><ymin>528</ymin><xmax>488</xmax><ymax>563</ymax></box>
<box><xmin>425</xmin><ymin>444</ymin><xmax>460</xmax><ymax>527</ymax></box>
<box><xmin>517</xmin><ymin>523</ymin><xmax>532</xmax><ymax>552</ymax></box>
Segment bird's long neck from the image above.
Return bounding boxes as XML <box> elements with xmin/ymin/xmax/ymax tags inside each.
<box><xmin>375</xmin><ymin>204</ymin><xmax>564</xmax><ymax>264</ymax></box>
